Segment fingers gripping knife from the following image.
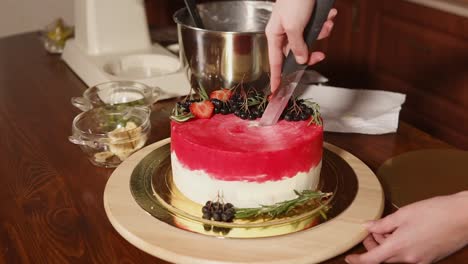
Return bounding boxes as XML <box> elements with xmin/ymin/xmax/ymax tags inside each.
<box><xmin>259</xmin><ymin>0</ymin><xmax>336</xmax><ymax>126</ymax></box>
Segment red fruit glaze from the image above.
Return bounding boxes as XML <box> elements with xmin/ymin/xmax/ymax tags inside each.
<box><xmin>171</xmin><ymin>115</ymin><xmax>323</xmax><ymax>182</ymax></box>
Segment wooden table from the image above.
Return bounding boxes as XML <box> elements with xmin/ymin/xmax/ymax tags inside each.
<box><xmin>0</xmin><ymin>32</ymin><xmax>465</xmax><ymax>263</ymax></box>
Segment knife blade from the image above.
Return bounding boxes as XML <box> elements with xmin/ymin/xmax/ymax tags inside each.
<box><xmin>259</xmin><ymin>0</ymin><xmax>335</xmax><ymax>126</ymax></box>
<box><xmin>259</xmin><ymin>69</ymin><xmax>306</xmax><ymax>126</ymax></box>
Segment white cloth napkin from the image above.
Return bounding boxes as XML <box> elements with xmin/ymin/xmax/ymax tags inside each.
<box><xmin>297</xmin><ymin>84</ymin><xmax>407</xmax><ymax>134</ymax></box>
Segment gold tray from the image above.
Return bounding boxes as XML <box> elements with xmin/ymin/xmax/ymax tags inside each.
<box><xmin>129</xmin><ymin>142</ymin><xmax>358</xmax><ymax>238</ymax></box>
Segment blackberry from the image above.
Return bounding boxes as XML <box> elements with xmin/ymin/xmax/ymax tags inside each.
<box><xmin>216</xmin><ymin>208</ymin><xmax>223</xmax><ymax>215</ymax></box>
<box><xmin>251</xmin><ymin>108</ymin><xmax>260</xmax><ymax>117</ymax></box>
<box><xmin>221</xmin><ymin>213</ymin><xmax>230</xmax><ymax>222</ymax></box>
<box><xmin>202</xmin><ymin>200</ymin><xmax>236</xmax><ymax>223</ymax></box>
<box><xmin>220</xmin><ymin>227</ymin><xmax>231</xmax><ymax>235</ymax></box>
<box><xmin>240</xmin><ymin>112</ymin><xmax>248</xmax><ymax>120</ymax></box>
<box><xmin>220</xmin><ymin>107</ymin><xmax>229</xmax><ymax>115</ymax></box>
<box><xmin>214</xmin><ymin>108</ymin><xmax>220</xmax><ymax>114</ymax></box>
<box><xmin>230</xmin><ymin>93</ymin><xmax>241</xmax><ymax>102</ymax></box>
<box><xmin>202</xmin><ymin>212</ymin><xmax>212</xmax><ymax>220</ymax></box>
<box><xmin>284</xmin><ymin>113</ymin><xmax>292</xmax><ymax>121</ymax></box>
<box><xmin>212</xmin><ymin>226</ymin><xmax>222</xmax><ymax>233</ymax></box>
<box><xmin>212</xmin><ymin>226</ymin><xmax>231</xmax><ymax>235</ymax></box>
<box><xmin>203</xmin><ymin>224</ymin><xmax>212</xmax><ymax>231</ymax></box>
<box><xmin>211</xmin><ymin>99</ymin><xmax>222</xmax><ymax>108</ymax></box>
<box><xmin>248</xmin><ymin>113</ymin><xmax>257</xmax><ymax>120</ymax></box>
<box><xmin>300</xmin><ymin>112</ymin><xmax>310</xmax><ymax>120</ymax></box>
<box><xmin>213</xmin><ymin>213</ymin><xmax>222</xmax><ymax>221</ymax></box>
<box><xmin>293</xmin><ymin>114</ymin><xmax>301</xmax><ymax>121</ymax></box>
<box><xmin>234</xmin><ymin>110</ymin><xmax>241</xmax><ymax>116</ymax></box>
<box><xmin>202</xmin><ymin>206</ymin><xmax>210</xmax><ymax>214</ymax></box>
<box><xmin>178</xmin><ymin>101</ymin><xmax>191</xmax><ymax>111</ymax></box>
<box><xmin>223</xmin><ymin>211</ymin><xmax>235</xmax><ymax>222</ymax></box>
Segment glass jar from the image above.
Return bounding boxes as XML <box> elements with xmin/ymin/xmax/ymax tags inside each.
<box><xmin>71</xmin><ymin>81</ymin><xmax>161</xmax><ymax>111</ymax></box>
<box><xmin>69</xmin><ymin>106</ymin><xmax>151</xmax><ymax>168</ymax></box>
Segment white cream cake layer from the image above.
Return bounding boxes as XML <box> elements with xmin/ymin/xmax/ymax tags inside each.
<box><xmin>171</xmin><ymin>152</ymin><xmax>322</xmax><ymax>208</ymax></box>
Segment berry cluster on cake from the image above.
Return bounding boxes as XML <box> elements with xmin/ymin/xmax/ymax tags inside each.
<box><xmin>170</xmin><ymin>86</ymin><xmax>324</xmax><ymax>220</ymax></box>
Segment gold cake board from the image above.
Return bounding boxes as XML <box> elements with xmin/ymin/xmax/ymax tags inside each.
<box><xmin>104</xmin><ymin>138</ymin><xmax>384</xmax><ymax>264</ymax></box>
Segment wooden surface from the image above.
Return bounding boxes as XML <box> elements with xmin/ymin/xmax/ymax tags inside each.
<box><xmin>365</xmin><ymin>0</ymin><xmax>468</xmax><ymax>149</ymax></box>
<box><xmin>104</xmin><ymin>140</ymin><xmax>384</xmax><ymax>264</ymax></box>
<box><xmin>0</xmin><ymin>32</ymin><xmax>466</xmax><ymax>263</ymax></box>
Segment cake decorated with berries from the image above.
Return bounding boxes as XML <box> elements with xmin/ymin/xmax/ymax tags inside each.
<box><xmin>170</xmin><ymin>88</ymin><xmax>323</xmax><ymax>208</ymax></box>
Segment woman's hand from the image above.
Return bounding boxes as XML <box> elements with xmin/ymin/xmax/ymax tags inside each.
<box><xmin>266</xmin><ymin>0</ymin><xmax>337</xmax><ymax>93</ymax></box>
<box><xmin>346</xmin><ymin>191</ymin><xmax>468</xmax><ymax>264</ymax></box>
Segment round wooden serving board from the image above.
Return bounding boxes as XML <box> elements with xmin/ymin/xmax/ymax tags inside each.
<box><xmin>104</xmin><ymin>138</ymin><xmax>384</xmax><ymax>264</ymax></box>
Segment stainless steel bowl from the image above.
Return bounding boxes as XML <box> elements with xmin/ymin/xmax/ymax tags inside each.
<box><xmin>174</xmin><ymin>1</ymin><xmax>273</xmax><ymax>92</ymax></box>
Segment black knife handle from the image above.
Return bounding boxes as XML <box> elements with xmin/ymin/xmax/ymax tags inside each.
<box><xmin>281</xmin><ymin>0</ymin><xmax>336</xmax><ymax>75</ymax></box>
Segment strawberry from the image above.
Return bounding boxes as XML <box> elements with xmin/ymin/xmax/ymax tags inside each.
<box><xmin>189</xmin><ymin>100</ymin><xmax>215</xmax><ymax>119</ymax></box>
<box><xmin>210</xmin><ymin>89</ymin><xmax>232</xmax><ymax>102</ymax></box>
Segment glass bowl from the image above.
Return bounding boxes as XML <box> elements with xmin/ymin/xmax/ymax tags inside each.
<box><xmin>69</xmin><ymin>106</ymin><xmax>151</xmax><ymax>168</ymax></box>
<box><xmin>71</xmin><ymin>81</ymin><xmax>161</xmax><ymax>111</ymax></box>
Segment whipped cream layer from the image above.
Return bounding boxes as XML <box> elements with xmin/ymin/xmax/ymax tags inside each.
<box><xmin>171</xmin><ymin>114</ymin><xmax>323</xmax><ymax>182</ymax></box>
<box><xmin>172</xmin><ymin>152</ymin><xmax>322</xmax><ymax>207</ymax></box>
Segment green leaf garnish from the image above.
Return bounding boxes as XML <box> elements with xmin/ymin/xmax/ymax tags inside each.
<box><xmin>197</xmin><ymin>83</ymin><xmax>210</xmax><ymax>101</ymax></box>
<box><xmin>235</xmin><ymin>190</ymin><xmax>332</xmax><ymax>220</ymax></box>
<box><xmin>302</xmin><ymin>100</ymin><xmax>322</xmax><ymax>126</ymax></box>
<box><xmin>170</xmin><ymin>112</ymin><xmax>194</xmax><ymax>122</ymax></box>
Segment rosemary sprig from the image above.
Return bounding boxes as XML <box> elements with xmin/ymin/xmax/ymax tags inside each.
<box><xmin>197</xmin><ymin>83</ymin><xmax>210</xmax><ymax>101</ymax></box>
<box><xmin>235</xmin><ymin>190</ymin><xmax>332</xmax><ymax>219</ymax></box>
<box><xmin>258</xmin><ymin>93</ymin><xmax>269</xmax><ymax>111</ymax></box>
<box><xmin>170</xmin><ymin>112</ymin><xmax>194</xmax><ymax>122</ymax></box>
<box><xmin>170</xmin><ymin>101</ymin><xmax>194</xmax><ymax>123</ymax></box>
<box><xmin>247</xmin><ymin>94</ymin><xmax>263</xmax><ymax>107</ymax></box>
<box><xmin>169</xmin><ymin>84</ymin><xmax>211</xmax><ymax>123</ymax></box>
<box><xmin>302</xmin><ymin>100</ymin><xmax>322</xmax><ymax>126</ymax></box>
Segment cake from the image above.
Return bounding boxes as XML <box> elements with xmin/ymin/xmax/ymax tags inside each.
<box><xmin>170</xmin><ymin>89</ymin><xmax>323</xmax><ymax>208</ymax></box>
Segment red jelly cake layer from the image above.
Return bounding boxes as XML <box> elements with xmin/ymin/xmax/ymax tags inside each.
<box><xmin>171</xmin><ymin>114</ymin><xmax>323</xmax><ymax>207</ymax></box>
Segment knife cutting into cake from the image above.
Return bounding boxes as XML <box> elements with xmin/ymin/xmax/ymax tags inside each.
<box><xmin>260</xmin><ymin>0</ymin><xmax>337</xmax><ymax>126</ymax></box>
